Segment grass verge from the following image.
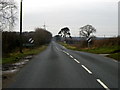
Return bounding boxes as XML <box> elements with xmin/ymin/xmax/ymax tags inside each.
<box><xmin>2</xmin><ymin>45</ymin><xmax>47</xmax><ymax>64</ymax></box>
<box><xmin>107</xmin><ymin>53</ymin><xmax>120</xmax><ymax>61</ymax></box>
<box><xmin>59</xmin><ymin>42</ymin><xmax>77</xmax><ymax>50</ymax></box>
<box><xmin>59</xmin><ymin>42</ymin><xmax>119</xmax><ymax>61</ymax></box>
<box><xmin>79</xmin><ymin>46</ymin><xmax>119</xmax><ymax>54</ymax></box>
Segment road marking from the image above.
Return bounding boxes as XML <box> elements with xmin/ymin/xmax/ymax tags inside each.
<box><xmin>97</xmin><ymin>79</ymin><xmax>110</xmax><ymax>90</ymax></box>
<box><xmin>63</xmin><ymin>51</ymin><xmax>67</xmax><ymax>54</ymax></box>
<box><xmin>56</xmin><ymin>47</ymin><xmax>62</xmax><ymax>51</ymax></box>
<box><xmin>81</xmin><ymin>65</ymin><xmax>92</xmax><ymax>74</ymax></box>
<box><xmin>62</xmin><ymin>51</ymin><xmax>80</xmax><ymax>64</ymax></box>
<box><xmin>70</xmin><ymin>55</ymin><xmax>73</xmax><ymax>58</ymax></box>
<box><xmin>73</xmin><ymin>59</ymin><xmax>80</xmax><ymax>63</ymax></box>
<box><xmin>66</xmin><ymin>53</ymin><xmax>70</xmax><ymax>55</ymax></box>
<box><xmin>62</xmin><ymin>50</ymin><xmax>70</xmax><ymax>56</ymax></box>
<box><xmin>62</xmin><ymin>46</ymin><xmax>66</xmax><ymax>49</ymax></box>
<box><xmin>56</xmin><ymin>47</ymin><xmax>59</xmax><ymax>50</ymax></box>
<box><xmin>62</xmin><ymin>50</ymin><xmax>65</xmax><ymax>52</ymax></box>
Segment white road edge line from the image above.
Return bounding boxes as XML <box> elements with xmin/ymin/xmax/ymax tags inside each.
<box><xmin>97</xmin><ymin>79</ymin><xmax>110</xmax><ymax>90</ymax></box>
<box><xmin>81</xmin><ymin>65</ymin><xmax>92</xmax><ymax>74</ymax></box>
<box><xmin>74</xmin><ymin>59</ymin><xmax>80</xmax><ymax>63</ymax></box>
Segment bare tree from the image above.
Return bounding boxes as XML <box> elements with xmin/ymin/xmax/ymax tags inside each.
<box><xmin>0</xmin><ymin>0</ymin><xmax>17</xmax><ymax>31</ymax></box>
<box><xmin>80</xmin><ymin>24</ymin><xmax>96</xmax><ymax>48</ymax></box>
<box><xmin>58</xmin><ymin>27</ymin><xmax>72</xmax><ymax>42</ymax></box>
<box><xmin>80</xmin><ymin>24</ymin><xmax>96</xmax><ymax>38</ymax></box>
<box><xmin>34</xmin><ymin>28</ymin><xmax>52</xmax><ymax>46</ymax></box>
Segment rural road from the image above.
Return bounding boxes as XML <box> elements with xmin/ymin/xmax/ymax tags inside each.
<box><xmin>7</xmin><ymin>41</ymin><xmax>119</xmax><ymax>89</ymax></box>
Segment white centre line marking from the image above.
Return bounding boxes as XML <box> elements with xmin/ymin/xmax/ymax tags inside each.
<box><xmin>62</xmin><ymin>50</ymin><xmax>65</xmax><ymax>52</ymax></box>
<box><xmin>74</xmin><ymin>59</ymin><xmax>80</xmax><ymax>63</ymax></box>
<box><xmin>62</xmin><ymin>46</ymin><xmax>66</xmax><ymax>49</ymax></box>
<box><xmin>81</xmin><ymin>65</ymin><xmax>92</xmax><ymax>74</ymax></box>
<box><xmin>56</xmin><ymin>47</ymin><xmax>59</xmax><ymax>50</ymax></box>
<box><xmin>63</xmin><ymin>51</ymin><xmax>67</xmax><ymax>54</ymax></box>
<box><xmin>66</xmin><ymin>53</ymin><xmax>69</xmax><ymax>55</ymax></box>
<box><xmin>70</xmin><ymin>55</ymin><xmax>74</xmax><ymax>58</ymax></box>
<box><xmin>97</xmin><ymin>79</ymin><xmax>110</xmax><ymax>90</ymax></box>
<box><xmin>62</xmin><ymin>51</ymin><xmax>80</xmax><ymax>64</ymax></box>
<box><xmin>56</xmin><ymin>47</ymin><xmax>63</xmax><ymax>51</ymax></box>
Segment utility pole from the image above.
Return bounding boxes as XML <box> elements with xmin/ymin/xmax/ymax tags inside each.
<box><xmin>20</xmin><ymin>0</ymin><xmax>23</xmax><ymax>53</ymax></box>
<box><xmin>104</xmin><ymin>35</ymin><xmax>105</xmax><ymax>38</ymax></box>
<box><xmin>43</xmin><ymin>22</ymin><xmax>46</xmax><ymax>30</ymax></box>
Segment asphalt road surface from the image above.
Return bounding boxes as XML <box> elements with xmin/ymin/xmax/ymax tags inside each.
<box><xmin>8</xmin><ymin>41</ymin><xmax>119</xmax><ymax>89</ymax></box>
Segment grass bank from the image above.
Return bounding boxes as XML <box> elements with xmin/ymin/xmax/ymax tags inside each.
<box><xmin>59</xmin><ymin>42</ymin><xmax>119</xmax><ymax>61</ymax></box>
<box><xmin>2</xmin><ymin>45</ymin><xmax>47</xmax><ymax>64</ymax></box>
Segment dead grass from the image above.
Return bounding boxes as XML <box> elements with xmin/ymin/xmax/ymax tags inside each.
<box><xmin>60</xmin><ymin>37</ymin><xmax>120</xmax><ymax>61</ymax></box>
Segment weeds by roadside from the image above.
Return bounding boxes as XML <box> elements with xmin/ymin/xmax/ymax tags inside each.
<box><xmin>2</xmin><ymin>45</ymin><xmax>47</xmax><ymax>64</ymax></box>
<box><xmin>59</xmin><ymin>40</ymin><xmax>120</xmax><ymax>61</ymax></box>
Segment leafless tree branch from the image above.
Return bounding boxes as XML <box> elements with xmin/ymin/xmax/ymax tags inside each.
<box><xmin>80</xmin><ymin>24</ymin><xmax>96</xmax><ymax>38</ymax></box>
<box><xmin>0</xmin><ymin>0</ymin><xmax>17</xmax><ymax>31</ymax></box>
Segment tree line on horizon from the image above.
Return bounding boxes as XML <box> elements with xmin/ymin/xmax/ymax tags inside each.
<box><xmin>55</xmin><ymin>25</ymin><xmax>96</xmax><ymax>44</ymax></box>
<box><xmin>55</xmin><ymin>25</ymin><xmax>119</xmax><ymax>49</ymax></box>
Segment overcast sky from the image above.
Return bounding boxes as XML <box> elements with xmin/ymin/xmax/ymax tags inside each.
<box><xmin>15</xmin><ymin>0</ymin><xmax>119</xmax><ymax>37</ymax></box>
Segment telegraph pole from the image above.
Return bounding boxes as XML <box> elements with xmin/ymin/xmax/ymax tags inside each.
<box><xmin>43</xmin><ymin>22</ymin><xmax>46</xmax><ymax>30</ymax></box>
<box><xmin>20</xmin><ymin>0</ymin><xmax>23</xmax><ymax>53</ymax></box>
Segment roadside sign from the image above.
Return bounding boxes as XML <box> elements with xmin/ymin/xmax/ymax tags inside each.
<box><xmin>87</xmin><ymin>37</ymin><xmax>92</xmax><ymax>43</ymax></box>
